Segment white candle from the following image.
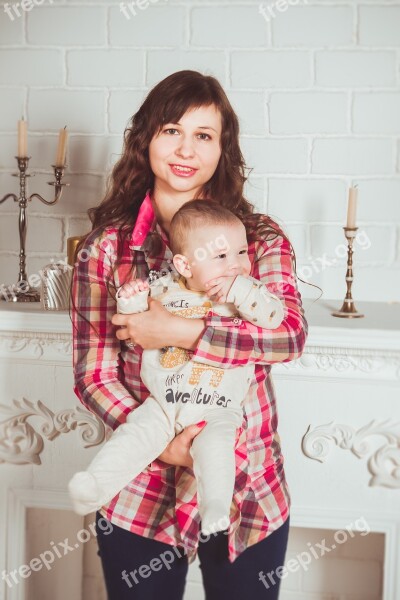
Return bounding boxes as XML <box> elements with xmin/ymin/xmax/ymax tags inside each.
<box><xmin>346</xmin><ymin>186</ymin><xmax>358</xmax><ymax>228</ymax></box>
<box><xmin>18</xmin><ymin>118</ymin><xmax>27</xmax><ymax>157</ymax></box>
<box><xmin>55</xmin><ymin>126</ymin><xmax>68</xmax><ymax>167</ymax></box>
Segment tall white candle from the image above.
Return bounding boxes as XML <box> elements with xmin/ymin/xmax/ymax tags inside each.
<box><xmin>346</xmin><ymin>186</ymin><xmax>358</xmax><ymax>228</ymax></box>
<box><xmin>55</xmin><ymin>126</ymin><xmax>68</xmax><ymax>167</ymax></box>
<box><xmin>18</xmin><ymin>118</ymin><xmax>27</xmax><ymax>157</ymax></box>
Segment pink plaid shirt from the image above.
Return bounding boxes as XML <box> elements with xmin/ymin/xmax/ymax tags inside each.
<box><xmin>72</xmin><ymin>190</ymin><xmax>308</xmax><ymax>564</ymax></box>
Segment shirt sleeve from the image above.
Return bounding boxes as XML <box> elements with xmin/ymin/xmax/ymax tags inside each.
<box><xmin>226</xmin><ymin>274</ymin><xmax>285</xmax><ymax>329</ymax></box>
<box><xmin>71</xmin><ymin>231</ymin><xmax>141</xmax><ymax>431</ymax></box>
<box><xmin>191</xmin><ymin>233</ymin><xmax>308</xmax><ymax>368</ymax></box>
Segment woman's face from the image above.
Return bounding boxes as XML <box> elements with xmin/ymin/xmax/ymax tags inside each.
<box><xmin>148</xmin><ymin>104</ymin><xmax>222</xmax><ymax>199</ymax></box>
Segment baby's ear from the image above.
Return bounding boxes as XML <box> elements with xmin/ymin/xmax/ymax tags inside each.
<box><xmin>173</xmin><ymin>254</ymin><xmax>192</xmax><ymax>278</ymax></box>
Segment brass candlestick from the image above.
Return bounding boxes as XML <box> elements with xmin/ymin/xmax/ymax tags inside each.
<box><xmin>332</xmin><ymin>226</ymin><xmax>364</xmax><ymax>318</ymax></box>
<box><xmin>0</xmin><ymin>156</ymin><xmax>69</xmax><ymax>302</ymax></box>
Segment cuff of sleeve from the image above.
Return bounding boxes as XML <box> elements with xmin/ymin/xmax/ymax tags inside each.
<box><xmin>148</xmin><ymin>458</ymin><xmax>172</xmax><ymax>471</ymax></box>
<box><xmin>226</xmin><ymin>275</ymin><xmax>255</xmax><ymax>306</ymax></box>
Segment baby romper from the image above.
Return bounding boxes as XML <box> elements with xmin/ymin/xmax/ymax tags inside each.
<box><xmin>68</xmin><ymin>272</ymin><xmax>284</xmax><ymax>534</ymax></box>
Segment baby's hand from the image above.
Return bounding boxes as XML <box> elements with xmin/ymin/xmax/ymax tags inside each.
<box><xmin>205</xmin><ymin>275</ymin><xmax>237</xmax><ymax>304</ymax></box>
<box><xmin>118</xmin><ymin>279</ymin><xmax>149</xmax><ymax>299</ymax></box>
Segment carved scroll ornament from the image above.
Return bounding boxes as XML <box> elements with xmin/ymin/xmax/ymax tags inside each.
<box><xmin>302</xmin><ymin>420</ymin><xmax>400</xmax><ymax>489</ymax></box>
<box><xmin>0</xmin><ymin>397</ymin><xmax>106</xmax><ymax>465</ymax></box>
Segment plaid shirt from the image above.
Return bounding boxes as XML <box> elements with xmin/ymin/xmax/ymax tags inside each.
<box><xmin>72</xmin><ymin>189</ymin><xmax>308</xmax><ymax>564</ymax></box>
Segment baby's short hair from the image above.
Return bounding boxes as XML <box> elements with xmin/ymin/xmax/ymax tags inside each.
<box><xmin>169</xmin><ymin>199</ymin><xmax>241</xmax><ymax>255</ymax></box>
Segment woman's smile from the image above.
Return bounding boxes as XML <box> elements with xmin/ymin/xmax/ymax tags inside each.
<box><xmin>169</xmin><ymin>164</ymin><xmax>198</xmax><ymax>177</ymax></box>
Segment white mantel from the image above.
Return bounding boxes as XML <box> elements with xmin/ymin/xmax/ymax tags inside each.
<box><xmin>0</xmin><ymin>297</ymin><xmax>399</xmax><ymax>600</ymax></box>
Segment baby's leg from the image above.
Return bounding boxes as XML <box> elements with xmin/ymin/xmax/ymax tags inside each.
<box><xmin>190</xmin><ymin>411</ymin><xmax>242</xmax><ymax>535</ymax></box>
<box><xmin>68</xmin><ymin>397</ymin><xmax>174</xmax><ymax>516</ymax></box>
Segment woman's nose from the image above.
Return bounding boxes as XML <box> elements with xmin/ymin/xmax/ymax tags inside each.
<box><xmin>175</xmin><ymin>136</ymin><xmax>195</xmax><ymax>157</ymax></box>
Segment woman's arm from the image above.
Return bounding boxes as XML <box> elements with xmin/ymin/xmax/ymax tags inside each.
<box><xmin>191</xmin><ymin>233</ymin><xmax>308</xmax><ymax>368</ymax></box>
<box><xmin>72</xmin><ymin>230</ymin><xmax>142</xmax><ymax>431</ymax></box>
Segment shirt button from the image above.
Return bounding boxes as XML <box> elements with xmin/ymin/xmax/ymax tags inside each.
<box><xmin>232</xmin><ymin>317</ymin><xmax>242</xmax><ymax>325</ymax></box>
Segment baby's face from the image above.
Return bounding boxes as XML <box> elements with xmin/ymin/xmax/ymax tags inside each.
<box><xmin>180</xmin><ymin>221</ymin><xmax>251</xmax><ymax>292</ymax></box>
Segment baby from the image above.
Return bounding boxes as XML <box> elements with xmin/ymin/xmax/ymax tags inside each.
<box><xmin>68</xmin><ymin>200</ymin><xmax>285</xmax><ymax>535</ymax></box>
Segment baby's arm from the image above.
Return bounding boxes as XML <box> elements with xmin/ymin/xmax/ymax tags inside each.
<box><xmin>116</xmin><ymin>279</ymin><xmax>150</xmax><ymax>314</ymax></box>
<box><xmin>226</xmin><ymin>275</ymin><xmax>284</xmax><ymax>329</ymax></box>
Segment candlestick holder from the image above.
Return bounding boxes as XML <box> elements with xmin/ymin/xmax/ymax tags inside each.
<box><xmin>331</xmin><ymin>226</ymin><xmax>364</xmax><ymax>319</ymax></box>
<box><xmin>0</xmin><ymin>156</ymin><xmax>69</xmax><ymax>302</ymax></box>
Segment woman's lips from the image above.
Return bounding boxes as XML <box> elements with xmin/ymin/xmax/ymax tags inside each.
<box><xmin>169</xmin><ymin>164</ymin><xmax>198</xmax><ymax>178</ymax></box>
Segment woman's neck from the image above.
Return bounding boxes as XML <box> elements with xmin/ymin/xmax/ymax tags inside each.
<box><xmin>150</xmin><ymin>187</ymin><xmax>203</xmax><ymax>235</ymax></box>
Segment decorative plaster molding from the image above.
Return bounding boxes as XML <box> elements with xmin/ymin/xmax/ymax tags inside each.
<box><xmin>0</xmin><ymin>397</ymin><xmax>106</xmax><ymax>465</ymax></box>
<box><xmin>0</xmin><ymin>333</ymin><xmax>72</xmax><ymax>358</ymax></box>
<box><xmin>1</xmin><ymin>330</ymin><xmax>399</xmax><ymax>381</ymax></box>
<box><xmin>273</xmin><ymin>347</ymin><xmax>400</xmax><ymax>381</ymax></box>
<box><xmin>302</xmin><ymin>420</ymin><xmax>400</xmax><ymax>489</ymax></box>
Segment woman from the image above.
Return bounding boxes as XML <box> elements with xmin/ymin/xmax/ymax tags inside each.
<box><xmin>70</xmin><ymin>70</ymin><xmax>311</xmax><ymax>600</ymax></box>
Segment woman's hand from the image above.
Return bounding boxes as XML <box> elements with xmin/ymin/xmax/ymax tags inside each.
<box><xmin>112</xmin><ymin>297</ymin><xmax>175</xmax><ymax>349</ymax></box>
<box><xmin>111</xmin><ymin>298</ymin><xmax>205</xmax><ymax>350</ymax></box>
<box><xmin>157</xmin><ymin>421</ymin><xmax>207</xmax><ymax>468</ymax></box>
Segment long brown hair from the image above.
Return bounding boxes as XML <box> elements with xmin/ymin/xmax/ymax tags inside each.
<box><xmin>70</xmin><ymin>70</ymin><xmax>321</xmax><ymax>331</ymax></box>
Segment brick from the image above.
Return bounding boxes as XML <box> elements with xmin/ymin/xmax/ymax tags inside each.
<box><xmin>0</xmin><ymin>50</ymin><xmax>63</xmax><ymax>85</ymax></box>
<box><xmin>310</xmin><ymin>224</ymin><xmax>394</xmax><ymax>264</ymax></box>
<box><xmin>0</xmin><ymin>5</ymin><xmax>24</xmax><ymax>43</ymax></box>
<box><xmin>316</xmin><ymin>51</ymin><xmax>396</xmax><ymax>87</ymax></box>
<box><xmin>270</xmin><ymin>92</ymin><xmax>347</xmax><ymax>134</ymax></box>
<box><xmin>244</xmin><ymin>175</ymin><xmax>266</xmax><ymax>213</ymax></box>
<box><xmin>109</xmin><ymin>90</ymin><xmax>147</xmax><ymax>134</ymax></box>
<box><xmin>355</xmin><ymin>179</ymin><xmax>400</xmax><ymax>221</ymax></box>
<box><xmin>0</xmin><ymin>89</ymin><xmax>25</xmax><ymax>131</ymax></box>
<box><xmin>67</xmin><ymin>217</ymin><xmax>92</xmax><ymax>239</ymax></box>
<box><xmin>241</xmin><ymin>137</ymin><xmax>307</xmax><ymax>174</ymax></box>
<box><xmin>26</xmin><ymin>174</ymin><xmax>105</xmax><ymax>216</ymax></box>
<box><xmin>0</xmin><ymin>214</ymin><xmax>63</xmax><ymax>253</ymax></box>
<box><xmin>359</xmin><ymin>6</ymin><xmax>400</xmax><ymax>47</ymax></box>
<box><xmin>268</xmin><ymin>179</ymin><xmax>347</xmax><ymax>221</ymax></box>
<box><xmin>280</xmin><ymin>223</ymin><xmax>308</xmax><ymax>260</ymax></box>
<box><xmin>227</xmin><ymin>91</ymin><xmax>266</xmax><ymax>135</ymax></box>
<box><xmin>27</xmin><ymin>6</ymin><xmax>106</xmax><ymax>45</ymax></box>
<box><xmin>67</xmin><ymin>50</ymin><xmax>143</xmax><ymax>87</ymax></box>
<box><xmin>231</xmin><ymin>51</ymin><xmax>311</xmax><ymax>88</ymax></box>
<box><xmin>110</xmin><ymin>5</ymin><xmax>184</xmax><ymax>47</ymax></box>
<box><xmin>312</xmin><ymin>139</ymin><xmax>393</xmax><ymax>175</ymax></box>
<box><xmin>353</xmin><ymin>93</ymin><xmax>400</xmax><ymax>134</ymax></box>
<box><xmin>29</xmin><ymin>90</ymin><xmax>105</xmax><ymax>134</ymax></box>
<box><xmin>191</xmin><ymin>7</ymin><xmax>268</xmax><ymax>47</ymax></box>
<box><xmin>68</xmin><ymin>135</ymin><xmax>123</xmax><ymax>172</ymax></box>
<box><xmin>272</xmin><ymin>6</ymin><xmax>353</xmax><ymax>47</ymax></box>
<box><xmin>146</xmin><ymin>50</ymin><xmax>226</xmax><ymax>87</ymax></box>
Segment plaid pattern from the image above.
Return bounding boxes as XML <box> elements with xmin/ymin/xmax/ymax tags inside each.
<box><xmin>71</xmin><ymin>190</ymin><xmax>308</xmax><ymax>564</ymax></box>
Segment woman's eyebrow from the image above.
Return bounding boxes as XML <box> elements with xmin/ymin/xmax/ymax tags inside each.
<box><xmin>169</xmin><ymin>122</ymin><xmax>218</xmax><ymax>133</ymax></box>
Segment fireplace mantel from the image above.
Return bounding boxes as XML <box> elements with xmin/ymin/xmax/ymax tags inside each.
<box><xmin>0</xmin><ymin>296</ymin><xmax>399</xmax><ymax>599</ymax></box>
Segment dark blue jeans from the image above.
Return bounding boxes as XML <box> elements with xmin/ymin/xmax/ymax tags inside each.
<box><xmin>95</xmin><ymin>511</ymin><xmax>290</xmax><ymax>600</ymax></box>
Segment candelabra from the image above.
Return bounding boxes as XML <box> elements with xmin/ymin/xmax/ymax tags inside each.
<box><xmin>331</xmin><ymin>227</ymin><xmax>364</xmax><ymax>318</ymax></box>
<box><xmin>0</xmin><ymin>156</ymin><xmax>69</xmax><ymax>302</ymax></box>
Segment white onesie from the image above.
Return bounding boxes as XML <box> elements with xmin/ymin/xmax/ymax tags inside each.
<box><xmin>68</xmin><ymin>272</ymin><xmax>284</xmax><ymax>535</ymax></box>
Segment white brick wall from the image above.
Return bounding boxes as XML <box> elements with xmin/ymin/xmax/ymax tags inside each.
<box><xmin>0</xmin><ymin>1</ymin><xmax>397</xmax><ymax>587</ymax></box>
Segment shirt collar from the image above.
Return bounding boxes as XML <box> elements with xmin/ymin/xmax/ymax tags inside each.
<box><xmin>129</xmin><ymin>189</ymin><xmax>170</xmax><ymax>251</ymax></box>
